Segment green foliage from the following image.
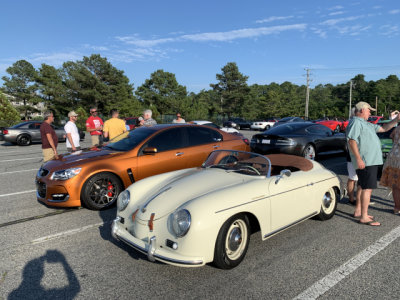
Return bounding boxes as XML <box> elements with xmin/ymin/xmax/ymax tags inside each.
<box><xmin>75</xmin><ymin>107</ymin><xmax>89</xmax><ymax>131</ymax></box>
<box><xmin>2</xmin><ymin>60</ymin><xmax>41</xmax><ymax>119</ymax></box>
<box><xmin>135</xmin><ymin>69</ymin><xmax>188</xmax><ymax>115</ymax></box>
<box><xmin>210</xmin><ymin>62</ymin><xmax>250</xmax><ymax>117</ymax></box>
<box><xmin>0</xmin><ymin>92</ymin><xmax>21</xmax><ymax>127</ymax></box>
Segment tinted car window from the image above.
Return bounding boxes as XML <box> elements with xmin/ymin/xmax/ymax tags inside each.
<box><xmin>306</xmin><ymin>124</ymin><xmax>332</xmax><ymax>135</ymax></box>
<box><xmin>28</xmin><ymin>123</ymin><xmax>41</xmax><ymax>129</ymax></box>
<box><xmin>203</xmin><ymin>123</ymin><xmax>220</xmax><ymax>129</ymax></box>
<box><xmin>266</xmin><ymin>123</ymin><xmax>309</xmax><ymax>135</ymax></box>
<box><xmin>187</xmin><ymin>127</ymin><xmax>222</xmax><ymax>146</ymax></box>
<box><xmin>104</xmin><ymin>127</ymin><xmax>156</xmax><ymax>151</ymax></box>
<box><xmin>146</xmin><ymin>127</ymin><xmax>185</xmax><ymax>152</ymax></box>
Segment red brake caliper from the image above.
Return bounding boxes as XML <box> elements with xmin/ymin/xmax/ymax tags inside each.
<box><xmin>107</xmin><ymin>181</ymin><xmax>114</xmax><ymax>197</ymax></box>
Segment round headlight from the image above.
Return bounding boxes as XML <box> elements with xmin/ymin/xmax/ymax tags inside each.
<box><xmin>170</xmin><ymin>209</ymin><xmax>191</xmax><ymax>238</ymax></box>
<box><xmin>117</xmin><ymin>190</ymin><xmax>130</xmax><ymax>211</ymax></box>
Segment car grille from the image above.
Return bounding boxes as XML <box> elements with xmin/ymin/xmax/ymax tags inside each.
<box><xmin>36</xmin><ymin>181</ymin><xmax>46</xmax><ymax>198</ymax></box>
<box><xmin>38</xmin><ymin>167</ymin><xmax>49</xmax><ymax>177</ymax></box>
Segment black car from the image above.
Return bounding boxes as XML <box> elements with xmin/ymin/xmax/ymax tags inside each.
<box><xmin>250</xmin><ymin>122</ymin><xmax>347</xmax><ymax>160</ymax></box>
<box><xmin>223</xmin><ymin>118</ymin><xmax>251</xmax><ymax>130</ymax></box>
<box><xmin>273</xmin><ymin>117</ymin><xmax>306</xmax><ymax>127</ymax></box>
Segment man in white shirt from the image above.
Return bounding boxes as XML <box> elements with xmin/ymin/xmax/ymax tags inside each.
<box><xmin>64</xmin><ymin>111</ymin><xmax>81</xmax><ymax>152</ymax></box>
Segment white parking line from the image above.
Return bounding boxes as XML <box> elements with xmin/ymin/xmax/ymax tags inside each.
<box><xmin>0</xmin><ymin>190</ymin><xmax>36</xmax><ymax>198</ymax></box>
<box><xmin>31</xmin><ymin>222</ymin><xmax>105</xmax><ymax>244</ymax></box>
<box><xmin>294</xmin><ymin>225</ymin><xmax>400</xmax><ymax>299</ymax></box>
<box><xmin>0</xmin><ymin>169</ymin><xmax>38</xmax><ymax>175</ymax></box>
<box><xmin>1</xmin><ymin>157</ymin><xmax>42</xmax><ymax>162</ymax></box>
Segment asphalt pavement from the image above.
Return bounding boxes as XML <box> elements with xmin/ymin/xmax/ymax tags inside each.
<box><xmin>0</xmin><ymin>130</ymin><xmax>399</xmax><ymax>299</ymax></box>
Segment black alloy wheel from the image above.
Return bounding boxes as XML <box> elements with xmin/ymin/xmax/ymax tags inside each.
<box><xmin>16</xmin><ymin>134</ymin><xmax>31</xmax><ymax>146</ymax></box>
<box><xmin>81</xmin><ymin>172</ymin><xmax>123</xmax><ymax>210</ymax></box>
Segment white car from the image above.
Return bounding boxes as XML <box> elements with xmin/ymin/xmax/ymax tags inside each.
<box><xmin>112</xmin><ymin>150</ymin><xmax>341</xmax><ymax>269</ymax></box>
<box><xmin>251</xmin><ymin>119</ymin><xmax>279</xmax><ymax>131</ymax></box>
<box><xmin>189</xmin><ymin>120</ymin><xmax>240</xmax><ymax>134</ymax></box>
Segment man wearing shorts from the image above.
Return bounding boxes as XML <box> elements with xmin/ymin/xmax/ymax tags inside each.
<box><xmin>86</xmin><ymin>107</ymin><xmax>103</xmax><ymax>146</ymax></box>
<box><xmin>40</xmin><ymin>111</ymin><xmax>59</xmax><ymax>162</ymax></box>
<box><xmin>347</xmin><ymin>101</ymin><xmax>399</xmax><ymax>226</ymax></box>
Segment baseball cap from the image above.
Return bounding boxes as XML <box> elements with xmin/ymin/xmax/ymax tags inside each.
<box><xmin>355</xmin><ymin>101</ymin><xmax>376</xmax><ymax>111</ymax></box>
<box><xmin>68</xmin><ymin>111</ymin><xmax>78</xmax><ymax>117</ymax></box>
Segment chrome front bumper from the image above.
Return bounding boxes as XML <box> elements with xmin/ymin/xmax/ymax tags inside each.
<box><xmin>111</xmin><ymin>217</ymin><xmax>204</xmax><ymax>267</ymax></box>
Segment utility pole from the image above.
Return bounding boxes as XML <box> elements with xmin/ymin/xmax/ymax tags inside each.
<box><xmin>375</xmin><ymin>96</ymin><xmax>378</xmax><ymax>116</ymax></box>
<box><xmin>349</xmin><ymin>80</ymin><xmax>354</xmax><ymax>119</ymax></box>
<box><xmin>305</xmin><ymin>68</ymin><xmax>310</xmax><ymax>119</ymax></box>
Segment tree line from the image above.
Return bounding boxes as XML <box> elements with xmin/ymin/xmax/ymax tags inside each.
<box><xmin>1</xmin><ymin>54</ymin><xmax>400</xmax><ymax>128</ymax></box>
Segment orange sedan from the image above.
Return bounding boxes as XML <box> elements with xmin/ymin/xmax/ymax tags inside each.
<box><xmin>35</xmin><ymin>124</ymin><xmax>249</xmax><ymax>210</ymax></box>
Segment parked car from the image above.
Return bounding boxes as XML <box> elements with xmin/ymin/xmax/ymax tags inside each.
<box><xmin>250</xmin><ymin>122</ymin><xmax>347</xmax><ymax>160</ymax></box>
<box><xmin>112</xmin><ymin>149</ymin><xmax>341</xmax><ymax>269</ymax></box>
<box><xmin>340</xmin><ymin>119</ymin><xmax>349</xmax><ymax>131</ymax></box>
<box><xmin>377</xmin><ymin>120</ymin><xmax>396</xmax><ymax>162</ymax></box>
<box><xmin>251</xmin><ymin>118</ymin><xmax>280</xmax><ymax>131</ymax></box>
<box><xmin>35</xmin><ymin>124</ymin><xmax>250</xmax><ymax>210</ymax></box>
<box><xmin>368</xmin><ymin>116</ymin><xmax>384</xmax><ymax>124</ymax></box>
<box><xmin>124</xmin><ymin>117</ymin><xmax>139</xmax><ymax>130</ymax></box>
<box><xmin>223</xmin><ymin>118</ymin><xmax>251</xmax><ymax>130</ymax></box>
<box><xmin>0</xmin><ymin>121</ymin><xmax>68</xmax><ymax>146</ymax></box>
<box><xmin>273</xmin><ymin>117</ymin><xmax>306</xmax><ymax>127</ymax></box>
<box><xmin>189</xmin><ymin>120</ymin><xmax>239</xmax><ymax>134</ymax></box>
<box><xmin>315</xmin><ymin>119</ymin><xmax>343</xmax><ymax>132</ymax></box>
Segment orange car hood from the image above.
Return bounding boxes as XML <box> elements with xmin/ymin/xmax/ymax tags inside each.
<box><xmin>137</xmin><ymin>168</ymin><xmax>244</xmax><ymax>220</ymax></box>
<box><xmin>43</xmin><ymin>148</ymin><xmax>121</xmax><ymax>170</ymax></box>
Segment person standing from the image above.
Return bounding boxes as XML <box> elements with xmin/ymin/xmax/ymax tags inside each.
<box><xmin>86</xmin><ymin>107</ymin><xmax>103</xmax><ymax>146</ymax></box>
<box><xmin>103</xmin><ymin>109</ymin><xmax>127</xmax><ymax>140</ymax></box>
<box><xmin>142</xmin><ymin>109</ymin><xmax>157</xmax><ymax>127</ymax></box>
<box><xmin>172</xmin><ymin>112</ymin><xmax>185</xmax><ymax>123</ymax></box>
<box><xmin>64</xmin><ymin>111</ymin><xmax>80</xmax><ymax>152</ymax></box>
<box><xmin>347</xmin><ymin>101</ymin><xmax>400</xmax><ymax>226</ymax></box>
<box><xmin>40</xmin><ymin>111</ymin><xmax>58</xmax><ymax>162</ymax></box>
<box><xmin>380</xmin><ymin>125</ymin><xmax>400</xmax><ymax>214</ymax></box>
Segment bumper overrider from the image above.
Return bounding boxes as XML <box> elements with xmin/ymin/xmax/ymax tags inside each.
<box><xmin>111</xmin><ymin>217</ymin><xmax>205</xmax><ymax>267</ymax></box>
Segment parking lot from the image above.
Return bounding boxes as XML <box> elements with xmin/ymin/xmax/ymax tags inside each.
<box><xmin>1</xmin><ymin>130</ymin><xmax>400</xmax><ymax>299</ymax></box>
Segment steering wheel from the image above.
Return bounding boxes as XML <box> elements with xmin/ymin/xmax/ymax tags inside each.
<box><xmin>242</xmin><ymin>165</ymin><xmax>261</xmax><ymax>175</ymax></box>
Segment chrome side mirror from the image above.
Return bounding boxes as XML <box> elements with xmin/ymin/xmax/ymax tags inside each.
<box><xmin>275</xmin><ymin>169</ymin><xmax>291</xmax><ymax>184</ymax></box>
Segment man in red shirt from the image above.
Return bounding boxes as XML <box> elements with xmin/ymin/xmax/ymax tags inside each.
<box><xmin>86</xmin><ymin>107</ymin><xmax>104</xmax><ymax>146</ymax></box>
<box><xmin>40</xmin><ymin>111</ymin><xmax>59</xmax><ymax>162</ymax></box>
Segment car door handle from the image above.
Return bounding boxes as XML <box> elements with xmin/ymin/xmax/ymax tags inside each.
<box><xmin>175</xmin><ymin>152</ymin><xmax>184</xmax><ymax>156</ymax></box>
<box><xmin>213</xmin><ymin>145</ymin><xmax>220</xmax><ymax>149</ymax></box>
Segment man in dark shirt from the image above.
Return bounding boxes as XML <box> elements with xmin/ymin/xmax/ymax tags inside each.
<box><xmin>40</xmin><ymin>111</ymin><xmax>59</xmax><ymax>162</ymax></box>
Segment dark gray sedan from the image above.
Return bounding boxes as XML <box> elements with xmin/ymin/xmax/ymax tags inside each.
<box><xmin>0</xmin><ymin>121</ymin><xmax>67</xmax><ymax>146</ymax></box>
<box><xmin>250</xmin><ymin>122</ymin><xmax>347</xmax><ymax>160</ymax></box>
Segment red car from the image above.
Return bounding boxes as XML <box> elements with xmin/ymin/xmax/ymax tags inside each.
<box><xmin>315</xmin><ymin>119</ymin><xmax>343</xmax><ymax>132</ymax></box>
<box><xmin>341</xmin><ymin>120</ymin><xmax>349</xmax><ymax>131</ymax></box>
<box><xmin>367</xmin><ymin>116</ymin><xmax>383</xmax><ymax>124</ymax></box>
<box><xmin>124</xmin><ymin>117</ymin><xmax>139</xmax><ymax>130</ymax></box>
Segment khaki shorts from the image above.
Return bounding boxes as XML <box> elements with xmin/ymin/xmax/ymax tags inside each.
<box><xmin>42</xmin><ymin>148</ymin><xmax>56</xmax><ymax>162</ymax></box>
<box><xmin>91</xmin><ymin>135</ymin><xmax>100</xmax><ymax>146</ymax></box>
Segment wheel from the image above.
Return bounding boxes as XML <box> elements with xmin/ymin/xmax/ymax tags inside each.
<box><xmin>264</xmin><ymin>125</ymin><xmax>270</xmax><ymax>131</ymax></box>
<box><xmin>334</xmin><ymin>125</ymin><xmax>340</xmax><ymax>132</ymax></box>
<box><xmin>213</xmin><ymin>214</ymin><xmax>250</xmax><ymax>269</ymax></box>
<box><xmin>317</xmin><ymin>187</ymin><xmax>337</xmax><ymax>220</ymax></box>
<box><xmin>302</xmin><ymin>144</ymin><xmax>316</xmax><ymax>160</ymax></box>
<box><xmin>81</xmin><ymin>172</ymin><xmax>123</xmax><ymax>210</ymax></box>
<box><xmin>236</xmin><ymin>125</ymin><xmax>241</xmax><ymax>130</ymax></box>
<box><xmin>16</xmin><ymin>134</ymin><xmax>31</xmax><ymax>146</ymax></box>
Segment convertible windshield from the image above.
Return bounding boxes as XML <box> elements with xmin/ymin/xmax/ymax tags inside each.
<box><xmin>202</xmin><ymin>150</ymin><xmax>271</xmax><ymax>176</ymax></box>
<box><xmin>103</xmin><ymin>127</ymin><xmax>155</xmax><ymax>151</ymax></box>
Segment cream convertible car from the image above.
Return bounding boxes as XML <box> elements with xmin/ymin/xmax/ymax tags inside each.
<box><xmin>112</xmin><ymin>150</ymin><xmax>342</xmax><ymax>269</ymax></box>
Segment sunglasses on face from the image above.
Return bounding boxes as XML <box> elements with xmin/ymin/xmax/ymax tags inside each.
<box><xmin>91</xmin><ymin>111</ymin><xmax>97</xmax><ymax>113</ymax></box>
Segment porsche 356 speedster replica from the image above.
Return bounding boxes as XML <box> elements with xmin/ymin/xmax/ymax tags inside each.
<box><xmin>112</xmin><ymin>150</ymin><xmax>342</xmax><ymax>269</ymax></box>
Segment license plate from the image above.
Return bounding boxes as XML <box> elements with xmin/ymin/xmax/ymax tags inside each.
<box><xmin>262</xmin><ymin>139</ymin><xmax>270</xmax><ymax>144</ymax></box>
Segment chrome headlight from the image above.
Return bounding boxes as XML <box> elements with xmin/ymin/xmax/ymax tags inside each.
<box><xmin>50</xmin><ymin>167</ymin><xmax>81</xmax><ymax>180</ymax></box>
<box><xmin>117</xmin><ymin>190</ymin><xmax>130</xmax><ymax>211</ymax></box>
<box><xmin>170</xmin><ymin>209</ymin><xmax>191</xmax><ymax>238</ymax></box>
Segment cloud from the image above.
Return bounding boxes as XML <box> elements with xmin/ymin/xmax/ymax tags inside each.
<box><xmin>380</xmin><ymin>25</ymin><xmax>399</xmax><ymax>36</ymax></box>
<box><xmin>83</xmin><ymin>44</ymin><xmax>110</xmax><ymax>51</ymax></box>
<box><xmin>389</xmin><ymin>9</ymin><xmax>400</xmax><ymax>14</ymax></box>
<box><xmin>320</xmin><ymin>15</ymin><xmax>364</xmax><ymax>26</ymax></box>
<box><xmin>255</xmin><ymin>16</ymin><xmax>294</xmax><ymax>24</ymax></box>
<box><xmin>30</xmin><ymin>52</ymin><xmax>83</xmax><ymax>66</ymax></box>
<box><xmin>328</xmin><ymin>5</ymin><xmax>344</xmax><ymax>11</ymax></box>
<box><xmin>116</xmin><ymin>36</ymin><xmax>175</xmax><ymax>47</ymax></box>
<box><xmin>311</xmin><ymin>27</ymin><xmax>327</xmax><ymax>38</ymax></box>
<box><xmin>328</xmin><ymin>11</ymin><xmax>344</xmax><ymax>16</ymax></box>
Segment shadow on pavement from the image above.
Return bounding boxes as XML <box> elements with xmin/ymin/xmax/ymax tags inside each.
<box><xmin>8</xmin><ymin>249</ymin><xmax>80</xmax><ymax>300</ymax></box>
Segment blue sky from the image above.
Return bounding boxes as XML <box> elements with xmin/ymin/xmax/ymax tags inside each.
<box><xmin>1</xmin><ymin>0</ymin><xmax>399</xmax><ymax>92</ymax></box>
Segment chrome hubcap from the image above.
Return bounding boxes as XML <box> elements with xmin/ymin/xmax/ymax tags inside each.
<box><xmin>228</xmin><ymin>227</ymin><xmax>242</xmax><ymax>251</ymax></box>
<box><xmin>225</xmin><ymin>219</ymin><xmax>248</xmax><ymax>260</ymax></box>
<box><xmin>323</xmin><ymin>192</ymin><xmax>332</xmax><ymax>208</ymax></box>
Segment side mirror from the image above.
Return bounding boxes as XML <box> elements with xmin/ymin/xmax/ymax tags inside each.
<box><xmin>143</xmin><ymin>147</ymin><xmax>157</xmax><ymax>155</ymax></box>
<box><xmin>275</xmin><ymin>169</ymin><xmax>291</xmax><ymax>184</ymax></box>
